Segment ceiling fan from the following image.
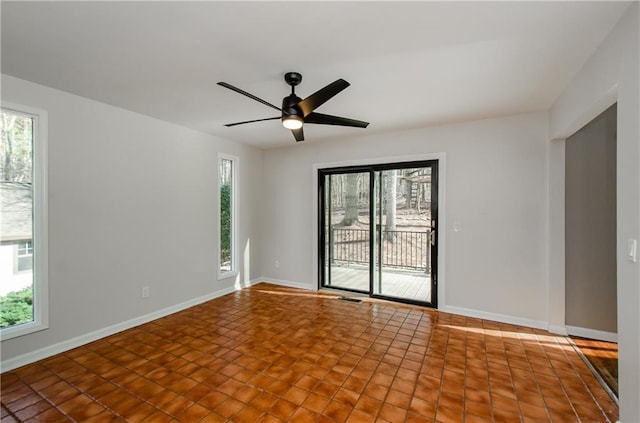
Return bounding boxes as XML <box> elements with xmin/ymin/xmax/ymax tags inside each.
<box><xmin>217</xmin><ymin>72</ymin><xmax>369</xmax><ymax>142</ymax></box>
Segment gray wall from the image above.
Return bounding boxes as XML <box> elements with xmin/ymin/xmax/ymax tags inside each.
<box><xmin>565</xmin><ymin>104</ymin><xmax>617</xmax><ymax>333</ymax></box>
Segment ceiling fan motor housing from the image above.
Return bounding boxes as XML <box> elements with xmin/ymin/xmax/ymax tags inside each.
<box><xmin>282</xmin><ymin>94</ymin><xmax>302</xmax><ymax>118</ymax></box>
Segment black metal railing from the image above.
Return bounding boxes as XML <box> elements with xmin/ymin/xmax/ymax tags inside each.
<box><xmin>330</xmin><ymin>227</ymin><xmax>430</xmax><ymax>271</ymax></box>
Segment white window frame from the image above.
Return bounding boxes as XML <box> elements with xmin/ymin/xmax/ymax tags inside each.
<box><xmin>0</xmin><ymin>104</ymin><xmax>49</xmax><ymax>340</ymax></box>
<box><xmin>218</xmin><ymin>153</ymin><xmax>238</xmax><ymax>280</ymax></box>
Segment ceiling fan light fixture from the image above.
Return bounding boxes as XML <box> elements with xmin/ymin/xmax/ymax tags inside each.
<box><xmin>282</xmin><ymin>115</ymin><xmax>303</xmax><ymax>130</ymax></box>
<box><xmin>219</xmin><ymin>72</ymin><xmax>369</xmax><ymax>142</ymax></box>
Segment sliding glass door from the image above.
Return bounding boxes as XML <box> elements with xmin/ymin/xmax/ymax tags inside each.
<box><xmin>321</xmin><ymin>171</ymin><xmax>371</xmax><ymax>293</ymax></box>
<box><xmin>319</xmin><ymin>160</ymin><xmax>438</xmax><ymax>307</ymax></box>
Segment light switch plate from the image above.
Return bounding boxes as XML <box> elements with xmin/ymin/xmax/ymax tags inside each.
<box><xmin>628</xmin><ymin>238</ymin><xmax>637</xmax><ymax>263</ymax></box>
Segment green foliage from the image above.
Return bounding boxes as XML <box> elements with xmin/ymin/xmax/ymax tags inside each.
<box><xmin>0</xmin><ymin>286</ymin><xmax>33</xmax><ymax>328</ymax></box>
<box><xmin>220</xmin><ymin>182</ymin><xmax>231</xmax><ymax>262</ymax></box>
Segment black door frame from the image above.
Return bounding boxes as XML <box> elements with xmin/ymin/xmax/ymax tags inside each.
<box><xmin>318</xmin><ymin>159</ymin><xmax>439</xmax><ymax>308</ymax></box>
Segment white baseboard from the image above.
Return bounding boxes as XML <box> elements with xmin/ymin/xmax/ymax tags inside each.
<box><xmin>548</xmin><ymin>324</ymin><xmax>569</xmax><ymax>336</ymax></box>
<box><xmin>566</xmin><ymin>325</ymin><xmax>617</xmax><ymax>342</ymax></box>
<box><xmin>439</xmin><ymin>305</ymin><xmax>548</xmax><ymax>331</ymax></box>
<box><xmin>233</xmin><ymin>277</ymin><xmax>263</xmax><ymax>290</ymax></box>
<box><xmin>260</xmin><ymin>277</ymin><xmax>315</xmax><ymax>291</ymax></box>
<box><xmin>0</xmin><ymin>282</ymin><xmax>259</xmax><ymax>373</ymax></box>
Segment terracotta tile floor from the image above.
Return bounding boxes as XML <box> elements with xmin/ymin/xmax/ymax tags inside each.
<box><xmin>1</xmin><ymin>283</ymin><xmax>618</xmax><ymax>422</ymax></box>
<box><xmin>571</xmin><ymin>337</ymin><xmax>618</xmax><ymax>399</ymax></box>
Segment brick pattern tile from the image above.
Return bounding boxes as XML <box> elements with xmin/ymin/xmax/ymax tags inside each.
<box><xmin>1</xmin><ymin>283</ymin><xmax>618</xmax><ymax>422</ymax></box>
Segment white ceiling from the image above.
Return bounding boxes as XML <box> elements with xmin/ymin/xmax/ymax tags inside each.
<box><xmin>1</xmin><ymin>1</ymin><xmax>631</xmax><ymax>149</ymax></box>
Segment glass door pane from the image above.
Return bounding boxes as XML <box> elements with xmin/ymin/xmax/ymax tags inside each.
<box><xmin>373</xmin><ymin>167</ymin><xmax>433</xmax><ymax>303</ymax></box>
<box><xmin>322</xmin><ymin>172</ymin><xmax>370</xmax><ymax>292</ymax></box>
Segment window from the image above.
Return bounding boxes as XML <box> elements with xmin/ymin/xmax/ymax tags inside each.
<box><xmin>1</xmin><ymin>105</ymin><xmax>48</xmax><ymax>339</ymax></box>
<box><xmin>219</xmin><ymin>154</ymin><xmax>237</xmax><ymax>278</ymax></box>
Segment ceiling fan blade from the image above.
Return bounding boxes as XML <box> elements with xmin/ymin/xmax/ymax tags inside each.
<box><xmin>223</xmin><ymin>116</ymin><xmax>280</xmax><ymax>127</ymax></box>
<box><xmin>292</xmin><ymin>127</ymin><xmax>304</xmax><ymax>142</ymax></box>
<box><xmin>297</xmin><ymin>79</ymin><xmax>350</xmax><ymax>117</ymax></box>
<box><xmin>217</xmin><ymin>82</ymin><xmax>283</xmax><ymax>112</ymax></box>
<box><xmin>305</xmin><ymin>112</ymin><xmax>369</xmax><ymax>128</ymax></box>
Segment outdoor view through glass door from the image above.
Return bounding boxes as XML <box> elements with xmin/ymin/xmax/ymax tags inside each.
<box><xmin>319</xmin><ymin>161</ymin><xmax>438</xmax><ymax>307</ymax></box>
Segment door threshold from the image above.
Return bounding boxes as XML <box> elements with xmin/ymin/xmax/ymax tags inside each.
<box><xmin>320</xmin><ymin>287</ymin><xmax>368</xmax><ymax>297</ymax></box>
<box><xmin>320</xmin><ymin>287</ymin><xmax>435</xmax><ymax>309</ymax></box>
<box><xmin>371</xmin><ymin>293</ymin><xmax>435</xmax><ymax>309</ymax></box>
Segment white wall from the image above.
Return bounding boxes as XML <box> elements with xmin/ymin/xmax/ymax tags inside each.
<box><xmin>549</xmin><ymin>4</ymin><xmax>639</xmax><ymax>421</ymax></box>
<box><xmin>0</xmin><ymin>75</ymin><xmax>264</xmax><ymax>365</ymax></box>
<box><xmin>261</xmin><ymin>112</ymin><xmax>550</xmax><ymax>326</ymax></box>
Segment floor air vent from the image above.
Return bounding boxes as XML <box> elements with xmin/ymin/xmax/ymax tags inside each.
<box><xmin>339</xmin><ymin>296</ymin><xmax>362</xmax><ymax>303</ymax></box>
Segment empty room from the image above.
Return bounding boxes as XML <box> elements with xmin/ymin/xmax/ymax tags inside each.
<box><xmin>1</xmin><ymin>2</ymin><xmax>639</xmax><ymax>422</ymax></box>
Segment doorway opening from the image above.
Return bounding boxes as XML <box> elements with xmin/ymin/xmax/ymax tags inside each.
<box><xmin>318</xmin><ymin>160</ymin><xmax>438</xmax><ymax>307</ymax></box>
<box><xmin>565</xmin><ymin>103</ymin><xmax>618</xmax><ymax>399</ymax></box>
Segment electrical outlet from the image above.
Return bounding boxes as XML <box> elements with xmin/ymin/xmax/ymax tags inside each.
<box><xmin>141</xmin><ymin>286</ymin><xmax>150</xmax><ymax>299</ymax></box>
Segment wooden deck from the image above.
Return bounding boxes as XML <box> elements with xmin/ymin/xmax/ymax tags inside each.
<box><xmin>325</xmin><ymin>265</ymin><xmax>431</xmax><ymax>303</ymax></box>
